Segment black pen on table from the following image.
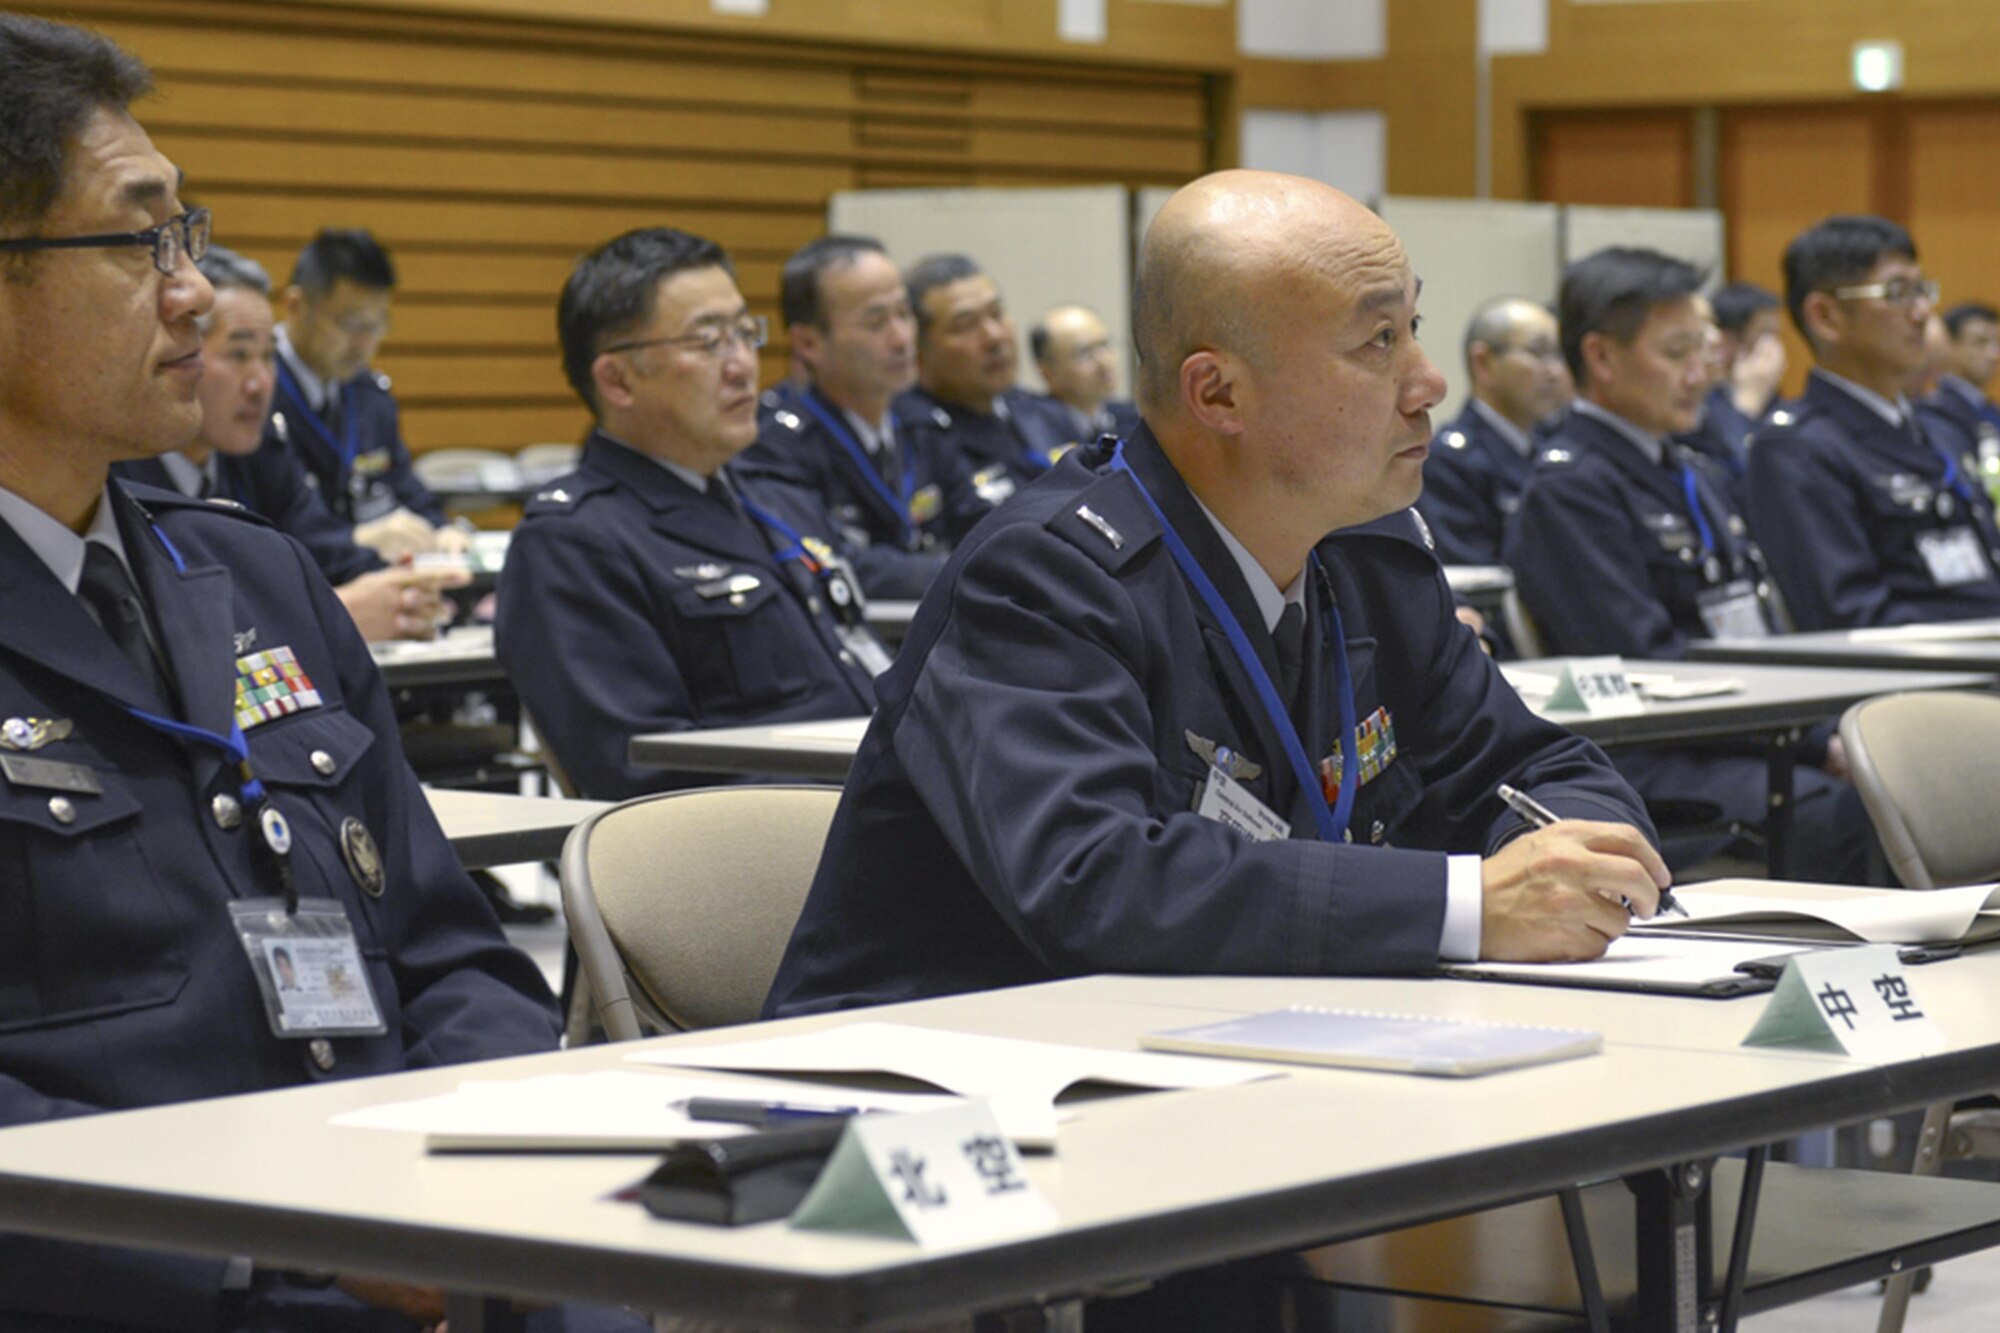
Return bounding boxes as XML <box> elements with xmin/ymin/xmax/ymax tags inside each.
<box><xmin>674</xmin><ymin>1096</ymin><xmax>861</xmax><ymax>1128</ymax></box>
<box><xmin>1496</xmin><ymin>782</ymin><xmax>1686</xmax><ymax>918</ymax></box>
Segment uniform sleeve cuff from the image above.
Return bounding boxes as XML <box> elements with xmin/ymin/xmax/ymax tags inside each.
<box><xmin>1439</xmin><ymin>854</ymin><xmax>1483</xmax><ymax>961</ymax></box>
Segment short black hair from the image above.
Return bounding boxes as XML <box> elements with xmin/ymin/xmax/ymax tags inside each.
<box><xmin>0</xmin><ymin>16</ymin><xmax>151</xmax><ymax>237</ymax></box>
<box><xmin>1710</xmin><ymin>281</ymin><xmax>1779</xmax><ymax>336</ymax></box>
<box><xmin>1945</xmin><ymin>301</ymin><xmax>2000</xmax><ymax>339</ymax></box>
<box><xmin>779</xmin><ymin>234</ymin><xmax>886</xmax><ymax>330</ymax></box>
<box><xmin>557</xmin><ymin>226</ymin><xmax>733</xmax><ymax>414</ymax></box>
<box><xmin>289</xmin><ymin>227</ymin><xmax>396</xmax><ymax>298</ymax></box>
<box><xmin>1781</xmin><ymin>214</ymin><xmax>1915</xmax><ymax>345</ymax></box>
<box><xmin>1558</xmin><ymin>247</ymin><xmax>1708</xmax><ymax>383</ymax></box>
<box><xmin>905</xmin><ymin>253</ymin><xmax>983</xmax><ymax>341</ymax></box>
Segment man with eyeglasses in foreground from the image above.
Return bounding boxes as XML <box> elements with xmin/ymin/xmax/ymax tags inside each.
<box><xmin>1747</xmin><ymin>215</ymin><xmax>2000</xmax><ymax>628</ymax></box>
<box><xmin>1416</xmin><ymin>296</ymin><xmax>1571</xmax><ymax>566</ymax></box>
<box><xmin>0</xmin><ymin>18</ymin><xmax>624</xmax><ymax>1331</ymax></box>
<box><xmin>495</xmin><ymin>227</ymin><xmax>888</xmax><ymax>799</ymax></box>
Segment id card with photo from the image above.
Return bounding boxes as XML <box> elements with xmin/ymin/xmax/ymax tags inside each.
<box><xmin>231</xmin><ymin>897</ymin><xmax>387</xmax><ymax>1038</ymax></box>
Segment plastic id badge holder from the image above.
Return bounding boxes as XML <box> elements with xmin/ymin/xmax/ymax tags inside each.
<box><xmin>231</xmin><ymin>897</ymin><xmax>388</xmax><ymax>1039</ymax></box>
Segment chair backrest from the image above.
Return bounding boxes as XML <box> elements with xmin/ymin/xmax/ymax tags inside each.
<box><xmin>560</xmin><ymin>784</ymin><xmax>842</xmax><ymax>1040</ymax></box>
<box><xmin>1840</xmin><ymin>690</ymin><xmax>2000</xmax><ymax>889</ymax></box>
<box><xmin>1501</xmin><ymin>585</ymin><xmax>1546</xmax><ymax>660</ymax></box>
<box><xmin>414</xmin><ymin>447</ymin><xmax>520</xmax><ymax>489</ymax></box>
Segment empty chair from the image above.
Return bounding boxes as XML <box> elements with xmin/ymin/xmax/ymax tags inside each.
<box><xmin>1840</xmin><ymin>690</ymin><xmax>2000</xmax><ymax>890</ymax></box>
<box><xmin>560</xmin><ymin>784</ymin><xmax>842</xmax><ymax>1040</ymax></box>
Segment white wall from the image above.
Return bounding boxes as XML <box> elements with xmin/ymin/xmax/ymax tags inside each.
<box><xmin>1240</xmin><ymin>109</ymin><xmax>1388</xmax><ymax>205</ymax></box>
<box><xmin>1238</xmin><ymin>0</ymin><xmax>1384</xmax><ymax>59</ymax></box>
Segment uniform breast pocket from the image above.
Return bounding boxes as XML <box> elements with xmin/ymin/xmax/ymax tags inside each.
<box><xmin>667</xmin><ymin>579</ymin><xmax>808</xmax><ymax>709</ymax></box>
<box><xmin>246</xmin><ymin>707</ymin><xmax>380</xmax><ymax>924</ymax></box>
<box><xmin>0</xmin><ymin>777</ymin><xmax>187</xmax><ymax>1032</ymax></box>
<box><xmin>1349</xmin><ymin>753</ymin><xmax>1425</xmax><ymax>848</ymax></box>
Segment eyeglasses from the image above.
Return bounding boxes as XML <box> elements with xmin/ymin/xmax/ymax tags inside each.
<box><xmin>603</xmin><ymin>315</ymin><xmax>769</xmax><ymax>360</ymax></box>
<box><xmin>1826</xmin><ymin>277</ymin><xmax>1940</xmax><ymax>308</ymax></box>
<box><xmin>0</xmin><ymin>207</ymin><xmax>210</xmax><ymax>276</ymax></box>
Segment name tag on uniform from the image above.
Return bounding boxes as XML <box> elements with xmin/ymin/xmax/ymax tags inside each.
<box><xmin>1917</xmin><ymin>529</ymin><xmax>1992</xmax><ymax>587</ymax></box>
<box><xmin>230</xmin><ymin>897</ymin><xmax>387</xmax><ymax>1039</ymax></box>
<box><xmin>1197</xmin><ymin>764</ymin><xmax>1290</xmax><ymax>842</ymax></box>
<box><xmin>1697</xmin><ymin>579</ymin><xmax>1770</xmax><ymax>639</ymax></box>
<box><xmin>0</xmin><ymin>753</ymin><xmax>103</xmax><ymax>794</ymax></box>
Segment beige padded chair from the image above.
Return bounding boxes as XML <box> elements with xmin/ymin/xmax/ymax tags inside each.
<box><xmin>1840</xmin><ymin>689</ymin><xmax>2000</xmax><ymax>890</ymax></box>
<box><xmin>1500</xmin><ymin>585</ymin><xmax>1547</xmax><ymax>659</ymax></box>
<box><xmin>1840</xmin><ymin>689</ymin><xmax>2000</xmax><ymax>1333</ymax></box>
<box><xmin>560</xmin><ymin>784</ymin><xmax>842</xmax><ymax>1041</ymax></box>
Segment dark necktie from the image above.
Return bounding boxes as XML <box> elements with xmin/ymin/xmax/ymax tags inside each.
<box><xmin>1273</xmin><ymin>601</ymin><xmax>1307</xmax><ymax>713</ymax></box>
<box><xmin>78</xmin><ymin>542</ymin><xmax>168</xmax><ymax>700</ymax></box>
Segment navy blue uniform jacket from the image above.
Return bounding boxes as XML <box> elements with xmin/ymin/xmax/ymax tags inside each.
<box><xmin>495</xmin><ymin>432</ymin><xmax>881</xmax><ymax>800</ymax></box>
<box><xmin>1415</xmin><ymin>401</ymin><xmax>1536</xmax><ymax>566</ymax></box>
<box><xmin>1674</xmin><ymin>384</ymin><xmax>1756</xmax><ymax>509</ymax></box>
<box><xmin>0</xmin><ymin>482</ymin><xmax>557</xmax><ymax>1330</ymax></box>
<box><xmin>742</xmin><ymin>382</ymin><xmax>990</xmax><ymax>599</ymax></box>
<box><xmin>765</xmin><ymin>428</ymin><xmax>1653</xmax><ymax>1016</ymax></box>
<box><xmin>1745</xmin><ymin>371</ymin><xmax>2000</xmax><ymax>628</ymax></box>
<box><xmin>266</xmin><ymin>363</ymin><xmax>446</xmax><ymax>527</ymax></box>
<box><xmin>900</xmin><ymin>384</ymin><xmax>1078</xmax><ymax>493</ymax></box>
<box><xmin>115</xmin><ymin>447</ymin><xmax>385</xmax><ymax>586</ymax></box>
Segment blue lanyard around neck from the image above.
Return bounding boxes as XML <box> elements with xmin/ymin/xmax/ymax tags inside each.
<box><xmin>1676</xmin><ymin>463</ymin><xmax>1720</xmax><ymax>567</ymax></box>
<box><xmin>1914</xmin><ymin>416</ymin><xmax>1977</xmax><ymax>504</ymax></box>
<box><xmin>275</xmin><ymin>359</ymin><xmax>361</xmax><ymax>468</ymax></box>
<box><xmin>738</xmin><ymin>494</ymin><xmax>816</xmax><ymax>571</ymax></box>
<box><xmin>798</xmin><ymin>390</ymin><xmax>915</xmax><ymax>541</ymax></box>
<box><xmin>1109</xmin><ymin>443</ymin><xmax>1356</xmax><ymax>842</ymax></box>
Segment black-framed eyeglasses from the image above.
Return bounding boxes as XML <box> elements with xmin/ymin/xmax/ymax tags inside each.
<box><xmin>602</xmin><ymin>315</ymin><xmax>768</xmax><ymax>360</ymax></box>
<box><xmin>0</xmin><ymin>207</ymin><xmax>211</xmax><ymax>276</ymax></box>
<box><xmin>1826</xmin><ymin>277</ymin><xmax>1940</xmax><ymax>308</ymax></box>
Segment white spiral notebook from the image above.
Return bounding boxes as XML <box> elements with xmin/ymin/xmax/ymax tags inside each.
<box><xmin>1140</xmin><ymin>1006</ymin><xmax>1603</xmax><ymax>1078</ymax></box>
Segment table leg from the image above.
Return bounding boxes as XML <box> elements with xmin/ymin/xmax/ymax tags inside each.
<box><xmin>1627</xmin><ymin>1159</ymin><xmax>1715</xmax><ymax>1333</ymax></box>
<box><xmin>1558</xmin><ymin>1185</ymin><xmax>1612</xmax><ymax>1333</ymax></box>
<box><xmin>1765</xmin><ymin>729</ymin><xmax>1800</xmax><ymax>878</ymax></box>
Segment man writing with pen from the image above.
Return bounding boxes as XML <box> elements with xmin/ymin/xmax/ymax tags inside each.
<box><xmin>768</xmin><ymin>171</ymin><xmax>1673</xmax><ymax>1028</ymax></box>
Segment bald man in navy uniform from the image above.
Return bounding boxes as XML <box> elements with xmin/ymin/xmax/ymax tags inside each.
<box><xmin>0</xmin><ymin>19</ymin><xmax>617</xmax><ymax>1331</ymax></box>
<box><xmin>768</xmin><ymin>171</ymin><xmax>1666</xmax><ymax>1021</ymax></box>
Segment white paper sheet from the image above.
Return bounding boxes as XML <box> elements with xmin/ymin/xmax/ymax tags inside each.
<box><xmin>1641</xmin><ymin>878</ymin><xmax>2000</xmax><ymax>945</ymax></box>
<box><xmin>1443</xmin><ymin>933</ymin><xmax>1819</xmax><ymax>990</ymax></box>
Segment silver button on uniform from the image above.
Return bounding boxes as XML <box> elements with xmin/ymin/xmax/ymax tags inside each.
<box><xmin>310</xmin><ymin>750</ymin><xmax>336</xmax><ymax>776</ymax></box>
<box><xmin>212</xmin><ymin>793</ymin><xmax>243</xmax><ymax>830</ymax></box>
<box><xmin>308</xmin><ymin>1039</ymin><xmax>336</xmax><ymax>1071</ymax></box>
<box><xmin>47</xmin><ymin>796</ymin><xmax>75</xmax><ymax>825</ymax></box>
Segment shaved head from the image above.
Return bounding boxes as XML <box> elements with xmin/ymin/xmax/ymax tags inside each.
<box><xmin>1134</xmin><ymin>170</ymin><xmax>1406</xmax><ymax>417</ymax></box>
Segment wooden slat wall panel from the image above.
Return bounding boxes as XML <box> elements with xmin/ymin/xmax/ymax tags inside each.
<box><xmin>1532</xmin><ymin>110</ymin><xmax>1692</xmax><ymax>209</ymax></box>
<box><xmin>24</xmin><ymin>0</ymin><xmax>1210</xmax><ymax>452</ymax></box>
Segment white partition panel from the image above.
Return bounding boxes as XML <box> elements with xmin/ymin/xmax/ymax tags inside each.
<box><xmin>1375</xmin><ymin>196</ymin><xmax>1563</xmax><ymax>421</ymax></box>
<box><xmin>829</xmin><ymin>186</ymin><xmax>1130</xmax><ymax>394</ymax></box>
<box><xmin>1563</xmin><ymin>205</ymin><xmax>1727</xmax><ymax>283</ymax></box>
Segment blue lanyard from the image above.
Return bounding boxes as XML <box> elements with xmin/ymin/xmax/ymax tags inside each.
<box><xmin>1916</xmin><ymin>418</ymin><xmax>1977</xmax><ymax>504</ymax></box>
<box><xmin>739</xmin><ymin>495</ymin><xmax>817</xmax><ymax>571</ymax></box>
<box><xmin>1110</xmin><ymin>444</ymin><xmax>1356</xmax><ymax>842</ymax></box>
<box><xmin>798</xmin><ymin>391</ymin><xmax>915</xmax><ymax>542</ymax></box>
<box><xmin>274</xmin><ymin>360</ymin><xmax>361</xmax><ymax>468</ymax></box>
<box><xmin>1676</xmin><ymin>463</ymin><xmax>1719</xmax><ymax>566</ymax></box>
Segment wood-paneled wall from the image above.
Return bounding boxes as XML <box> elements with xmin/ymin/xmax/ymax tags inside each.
<box><xmin>26</xmin><ymin>0</ymin><xmax>1217</xmax><ymax>452</ymax></box>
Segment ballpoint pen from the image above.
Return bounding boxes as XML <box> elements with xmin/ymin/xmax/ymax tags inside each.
<box><xmin>1496</xmin><ymin>782</ymin><xmax>1687</xmax><ymax>918</ymax></box>
<box><xmin>674</xmin><ymin>1096</ymin><xmax>863</xmax><ymax>1128</ymax></box>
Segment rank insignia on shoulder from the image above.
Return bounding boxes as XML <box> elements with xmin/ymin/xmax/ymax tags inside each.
<box><xmin>1076</xmin><ymin>504</ymin><xmax>1124</xmax><ymax>550</ymax></box>
<box><xmin>1442</xmin><ymin>431</ymin><xmax>1468</xmax><ymax>449</ymax></box>
<box><xmin>271</xmin><ymin>412</ymin><xmax>290</xmax><ymax>444</ymax></box>
<box><xmin>774</xmin><ymin>410</ymin><xmax>802</xmax><ymax>432</ymax></box>
<box><xmin>234</xmin><ymin>646</ymin><xmax>324</xmax><ymax>730</ymax></box>
<box><xmin>1186</xmin><ymin>731</ymin><xmax>1261</xmax><ymax>781</ymax></box>
<box><xmin>971</xmin><ymin>468</ymin><xmax>1017</xmax><ymax>507</ymax></box>
<box><xmin>929</xmin><ymin>407</ymin><xmax>952</xmax><ymax>429</ymax></box>
<box><xmin>373</xmin><ymin>371</ymin><xmax>393</xmax><ymax>392</ymax></box>
<box><xmin>534</xmin><ymin>487</ymin><xmax>572</xmax><ymax>505</ymax></box>
<box><xmin>674</xmin><ymin>562</ymin><xmax>731</xmax><ymax>581</ymax></box>
<box><xmin>1768</xmin><ymin>408</ymin><xmax>1794</xmax><ymax>427</ymax></box>
<box><xmin>0</xmin><ymin>717</ymin><xmax>73</xmax><ymax>752</ymax></box>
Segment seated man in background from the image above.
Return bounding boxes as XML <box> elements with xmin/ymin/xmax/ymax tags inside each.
<box><xmin>496</xmin><ymin>227</ymin><xmax>887</xmax><ymax>799</ymax></box>
<box><xmin>115</xmin><ymin>245</ymin><xmax>464</xmax><ymax>642</ymax></box>
<box><xmin>1415</xmin><ymin>296</ymin><xmax>1568</xmax><ymax>566</ymax></box>
<box><xmin>1935</xmin><ymin>299</ymin><xmax>2000</xmax><ymax>438</ymax></box>
<box><xmin>0</xmin><ymin>18</ymin><xmax>624</xmax><ymax>1330</ymax></box>
<box><xmin>1505</xmin><ymin>248</ymin><xmax>1871</xmax><ymax>881</ymax></box>
<box><xmin>768</xmin><ymin>170</ymin><xmax>1666</xmax><ymax>1020</ymax></box>
<box><xmin>1678</xmin><ymin>280</ymin><xmax>1785</xmax><ymax>504</ymax></box>
<box><xmin>1747</xmin><ymin>215</ymin><xmax>2000</xmax><ymax>628</ymax></box>
<box><xmin>1030</xmin><ymin>301</ymin><xmax>1140</xmax><ymax>443</ymax></box>
<box><xmin>268</xmin><ymin>226</ymin><xmax>466</xmax><ymax>561</ymax></box>
<box><xmin>897</xmin><ymin>252</ymin><xmax>1076</xmax><ymax>503</ymax></box>
<box><xmin>744</xmin><ymin>235</ymin><xmax>988</xmax><ymax>598</ymax></box>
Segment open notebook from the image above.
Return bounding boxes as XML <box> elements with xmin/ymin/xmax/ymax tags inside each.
<box><xmin>1633</xmin><ymin>879</ymin><xmax>2000</xmax><ymax>946</ymax></box>
<box><xmin>1140</xmin><ymin>1007</ymin><xmax>1601</xmax><ymax>1078</ymax></box>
